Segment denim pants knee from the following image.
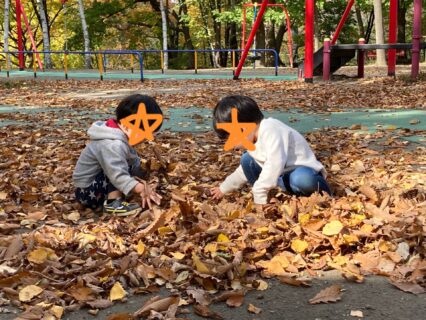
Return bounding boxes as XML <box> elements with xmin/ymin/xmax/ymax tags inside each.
<box><xmin>240</xmin><ymin>152</ymin><xmax>332</xmax><ymax>196</ymax></box>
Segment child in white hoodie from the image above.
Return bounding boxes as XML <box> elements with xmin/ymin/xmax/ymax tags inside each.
<box><xmin>210</xmin><ymin>95</ymin><xmax>331</xmax><ymax>205</ymax></box>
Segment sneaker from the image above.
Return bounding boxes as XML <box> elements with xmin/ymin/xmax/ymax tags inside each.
<box><xmin>103</xmin><ymin>198</ymin><xmax>141</xmax><ymax>216</ymax></box>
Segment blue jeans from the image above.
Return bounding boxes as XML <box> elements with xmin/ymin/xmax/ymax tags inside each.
<box><xmin>240</xmin><ymin>153</ymin><xmax>332</xmax><ymax>196</ymax></box>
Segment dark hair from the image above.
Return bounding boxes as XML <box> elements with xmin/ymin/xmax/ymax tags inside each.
<box><xmin>116</xmin><ymin>94</ymin><xmax>163</xmax><ymax>132</ymax></box>
<box><xmin>213</xmin><ymin>95</ymin><xmax>264</xmax><ymax>139</ymax></box>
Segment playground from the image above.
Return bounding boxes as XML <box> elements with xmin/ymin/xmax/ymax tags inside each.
<box><xmin>1</xmin><ymin>1</ymin><xmax>426</xmax><ymax>320</ymax></box>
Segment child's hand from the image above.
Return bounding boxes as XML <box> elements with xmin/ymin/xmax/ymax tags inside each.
<box><xmin>134</xmin><ymin>181</ymin><xmax>162</xmax><ymax>209</ymax></box>
<box><xmin>210</xmin><ymin>187</ymin><xmax>224</xmax><ymax>200</ymax></box>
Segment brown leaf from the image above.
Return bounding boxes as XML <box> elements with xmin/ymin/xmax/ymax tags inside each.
<box><xmin>358</xmin><ymin>185</ymin><xmax>378</xmax><ymax>203</ymax></box>
<box><xmin>134</xmin><ymin>208</ymin><xmax>167</xmax><ymax>240</ymax></box>
<box><xmin>68</xmin><ymin>285</ymin><xmax>95</xmax><ymax>302</ymax></box>
<box><xmin>187</xmin><ymin>287</ymin><xmax>211</xmax><ymax>306</ymax></box>
<box><xmin>309</xmin><ymin>285</ymin><xmax>343</xmax><ymax>304</ymax></box>
<box><xmin>278</xmin><ymin>276</ymin><xmax>312</xmax><ymax>287</ymax></box>
<box><xmin>87</xmin><ymin>299</ymin><xmax>114</xmax><ymax>309</ymax></box>
<box><xmin>4</xmin><ymin>235</ymin><xmax>23</xmax><ymax>260</ymax></box>
<box><xmin>193</xmin><ymin>304</ymin><xmax>223</xmax><ymax>319</ymax></box>
<box><xmin>226</xmin><ymin>293</ymin><xmax>244</xmax><ymax>307</ymax></box>
<box><xmin>133</xmin><ymin>296</ymin><xmax>179</xmax><ymax>318</ymax></box>
<box><xmin>390</xmin><ymin>280</ymin><xmax>425</xmax><ymax>294</ymax></box>
<box><xmin>247</xmin><ymin>303</ymin><xmax>262</xmax><ymax>314</ymax></box>
<box><xmin>106</xmin><ymin>313</ymin><xmax>134</xmax><ymax>320</ymax></box>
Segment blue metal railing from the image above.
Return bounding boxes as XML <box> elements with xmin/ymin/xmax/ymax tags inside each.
<box><xmin>0</xmin><ymin>48</ymin><xmax>280</xmax><ymax>81</ymax></box>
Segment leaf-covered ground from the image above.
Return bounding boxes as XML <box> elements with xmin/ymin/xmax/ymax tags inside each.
<box><xmin>0</xmin><ymin>77</ymin><xmax>425</xmax><ymax>319</ymax></box>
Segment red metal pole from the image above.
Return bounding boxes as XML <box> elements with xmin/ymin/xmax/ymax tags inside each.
<box><xmin>242</xmin><ymin>6</ymin><xmax>247</xmax><ymax>49</ymax></box>
<box><xmin>323</xmin><ymin>38</ymin><xmax>331</xmax><ymax>81</ymax></box>
<box><xmin>331</xmin><ymin>0</ymin><xmax>355</xmax><ymax>45</ymax></box>
<box><xmin>357</xmin><ymin>38</ymin><xmax>365</xmax><ymax>78</ymax></box>
<box><xmin>18</xmin><ymin>1</ymin><xmax>43</xmax><ymax>70</ymax></box>
<box><xmin>234</xmin><ymin>0</ymin><xmax>269</xmax><ymax>79</ymax></box>
<box><xmin>304</xmin><ymin>0</ymin><xmax>314</xmax><ymax>83</ymax></box>
<box><xmin>388</xmin><ymin>0</ymin><xmax>398</xmax><ymax>76</ymax></box>
<box><xmin>16</xmin><ymin>0</ymin><xmax>24</xmax><ymax>70</ymax></box>
<box><xmin>282</xmin><ymin>6</ymin><xmax>294</xmax><ymax>67</ymax></box>
<box><xmin>411</xmin><ymin>0</ymin><xmax>422</xmax><ymax>79</ymax></box>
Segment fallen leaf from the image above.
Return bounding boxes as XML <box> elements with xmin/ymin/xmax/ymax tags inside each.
<box><xmin>136</xmin><ymin>240</ymin><xmax>145</xmax><ymax>255</ymax></box>
<box><xmin>193</xmin><ymin>303</ymin><xmax>223</xmax><ymax>319</ymax></box>
<box><xmin>19</xmin><ymin>285</ymin><xmax>44</xmax><ymax>302</ymax></box>
<box><xmin>254</xmin><ymin>279</ymin><xmax>268</xmax><ymax>291</ymax></box>
<box><xmin>309</xmin><ymin>285</ymin><xmax>343</xmax><ymax>304</ymax></box>
<box><xmin>278</xmin><ymin>276</ymin><xmax>312</xmax><ymax>287</ymax></box>
<box><xmin>291</xmin><ymin>239</ymin><xmax>309</xmax><ymax>253</ymax></box>
<box><xmin>110</xmin><ymin>282</ymin><xmax>127</xmax><ymax>301</ymax></box>
<box><xmin>87</xmin><ymin>299</ymin><xmax>114</xmax><ymax>309</ymax></box>
<box><xmin>322</xmin><ymin>221</ymin><xmax>344</xmax><ymax>236</ymax></box>
<box><xmin>350</xmin><ymin>310</ymin><xmax>364</xmax><ymax>318</ymax></box>
<box><xmin>226</xmin><ymin>293</ymin><xmax>244</xmax><ymax>307</ymax></box>
<box><xmin>27</xmin><ymin>247</ymin><xmax>58</xmax><ymax>264</ymax></box>
<box><xmin>133</xmin><ymin>296</ymin><xmax>179</xmax><ymax>318</ymax></box>
<box><xmin>248</xmin><ymin>303</ymin><xmax>262</xmax><ymax>314</ymax></box>
<box><xmin>390</xmin><ymin>280</ymin><xmax>425</xmax><ymax>294</ymax></box>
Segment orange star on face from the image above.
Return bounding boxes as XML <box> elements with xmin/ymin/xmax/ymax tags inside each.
<box><xmin>216</xmin><ymin>108</ymin><xmax>257</xmax><ymax>151</ymax></box>
<box><xmin>120</xmin><ymin>103</ymin><xmax>163</xmax><ymax>146</ymax></box>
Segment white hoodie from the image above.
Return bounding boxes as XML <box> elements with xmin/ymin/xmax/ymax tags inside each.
<box><xmin>219</xmin><ymin>118</ymin><xmax>325</xmax><ymax>204</ymax></box>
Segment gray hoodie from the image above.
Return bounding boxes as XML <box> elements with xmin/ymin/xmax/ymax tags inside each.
<box><xmin>73</xmin><ymin>120</ymin><xmax>142</xmax><ymax>196</ymax></box>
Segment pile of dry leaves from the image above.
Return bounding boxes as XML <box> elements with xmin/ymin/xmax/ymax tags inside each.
<box><xmin>0</xmin><ymin>78</ymin><xmax>425</xmax><ymax>319</ymax></box>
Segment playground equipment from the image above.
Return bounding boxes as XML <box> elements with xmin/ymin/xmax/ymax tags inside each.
<box><xmin>1</xmin><ymin>48</ymin><xmax>280</xmax><ymax>82</ymax></box>
<box><xmin>241</xmin><ymin>2</ymin><xmax>293</xmax><ymax>67</ymax></box>
<box><xmin>301</xmin><ymin>0</ymin><xmax>424</xmax><ymax>82</ymax></box>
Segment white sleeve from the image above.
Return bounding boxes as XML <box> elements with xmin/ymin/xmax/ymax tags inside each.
<box><xmin>252</xmin><ymin>133</ymin><xmax>286</xmax><ymax>204</ymax></box>
<box><xmin>219</xmin><ymin>165</ymin><xmax>248</xmax><ymax>194</ymax></box>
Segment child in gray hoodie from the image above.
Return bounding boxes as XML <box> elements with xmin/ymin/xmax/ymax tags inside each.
<box><xmin>73</xmin><ymin>94</ymin><xmax>162</xmax><ymax>215</ymax></box>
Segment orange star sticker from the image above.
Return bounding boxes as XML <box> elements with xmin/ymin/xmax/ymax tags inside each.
<box><xmin>216</xmin><ymin>108</ymin><xmax>257</xmax><ymax>151</ymax></box>
<box><xmin>120</xmin><ymin>103</ymin><xmax>163</xmax><ymax>146</ymax></box>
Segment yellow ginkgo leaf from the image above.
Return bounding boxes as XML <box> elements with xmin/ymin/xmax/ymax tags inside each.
<box><xmin>19</xmin><ymin>285</ymin><xmax>44</xmax><ymax>302</ymax></box>
<box><xmin>298</xmin><ymin>213</ymin><xmax>311</xmax><ymax>225</ymax></box>
<box><xmin>171</xmin><ymin>252</ymin><xmax>185</xmax><ymax>260</ymax></box>
<box><xmin>136</xmin><ymin>240</ymin><xmax>145</xmax><ymax>255</ymax></box>
<box><xmin>291</xmin><ymin>239</ymin><xmax>309</xmax><ymax>253</ymax></box>
<box><xmin>109</xmin><ymin>282</ymin><xmax>126</xmax><ymax>301</ymax></box>
<box><xmin>343</xmin><ymin>234</ymin><xmax>359</xmax><ymax>244</ymax></box>
<box><xmin>217</xmin><ymin>233</ymin><xmax>230</xmax><ymax>243</ymax></box>
<box><xmin>193</xmin><ymin>255</ymin><xmax>210</xmax><ymax>274</ymax></box>
<box><xmin>158</xmin><ymin>226</ymin><xmax>173</xmax><ymax>235</ymax></box>
<box><xmin>360</xmin><ymin>224</ymin><xmax>374</xmax><ymax>233</ymax></box>
<box><xmin>256</xmin><ymin>227</ymin><xmax>269</xmax><ymax>234</ymax></box>
<box><xmin>322</xmin><ymin>220</ymin><xmax>344</xmax><ymax>236</ymax></box>
<box><xmin>27</xmin><ymin>247</ymin><xmax>58</xmax><ymax>264</ymax></box>
<box><xmin>50</xmin><ymin>305</ymin><xmax>64</xmax><ymax>319</ymax></box>
<box><xmin>204</xmin><ymin>243</ymin><xmax>217</xmax><ymax>254</ymax></box>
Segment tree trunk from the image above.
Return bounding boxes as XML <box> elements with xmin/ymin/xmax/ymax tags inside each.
<box><xmin>265</xmin><ymin>21</ymin><xmax>275</xmax><ymax>67</ymax></box>
<box><xmin>3</xmin><ymin>0</ymin><xmax>10</xmax><ymax>68</ymax></box>
<box><xmin>257</xmin><ymin>21</ymin><xmax>266</xmax><ymax>66</ymax></box>
<box><xmin>373</xmin><ymin>0</ymin><xmax>386</xmax><ymax>66</ymax></box>
<box><xmin>77</xmin><ymin>0</ymin><xmax>91</xmax><ymax>68</ymax></box>
<box><xmin>159</xmin><ymin>0</ymin><xmax>168</xmax><ymax>69</ymax></box>
<box><xmin>355</xmin><ymin>4</ymin><xmax>365</xmax><ymax>37</ymax></box>
<box><xmin>36</xmin><ymin>0</ymin><xmax>51</xmax><ymax>68</ymax></box>
<box><xmin>179</xmin><ymin>0</ymin><xmax>194</xmax><ymax>68</ymax></box>
<box><xmin>275</xmin><ymin>22</ymin><xmax>287</xmax><ymax>66</ymax></box>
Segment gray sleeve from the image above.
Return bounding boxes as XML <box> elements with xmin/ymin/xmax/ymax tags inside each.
<box><xmin>129</xmin><ymin>148</ymin><xmax>147</xmax><ymax>179</ymax></box>
<box><xmin>96</xmin><ymin>142</ymin><xmax>138</xmax><ymax>196</ymax></box>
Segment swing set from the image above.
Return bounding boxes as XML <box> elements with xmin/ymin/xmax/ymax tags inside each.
<box><xmin>241</xmin><ymin>2</ymin><xmax>293</xmax><ymax>67</ymax></box>
<box><xmin>13</xmin><ymin>0</ymin><xmax>69</xmax><ymax>71</ymax></box>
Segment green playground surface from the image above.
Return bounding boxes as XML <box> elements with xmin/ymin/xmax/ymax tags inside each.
<box><xmin>0</xmin><ymin>105</ymin><xmax>424</xmax><ymax>145</ymax></box>
<box><xmin>0</xmin><ymin>69</ymin><xmax>298</xmax><ymax>81</ymax></box>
